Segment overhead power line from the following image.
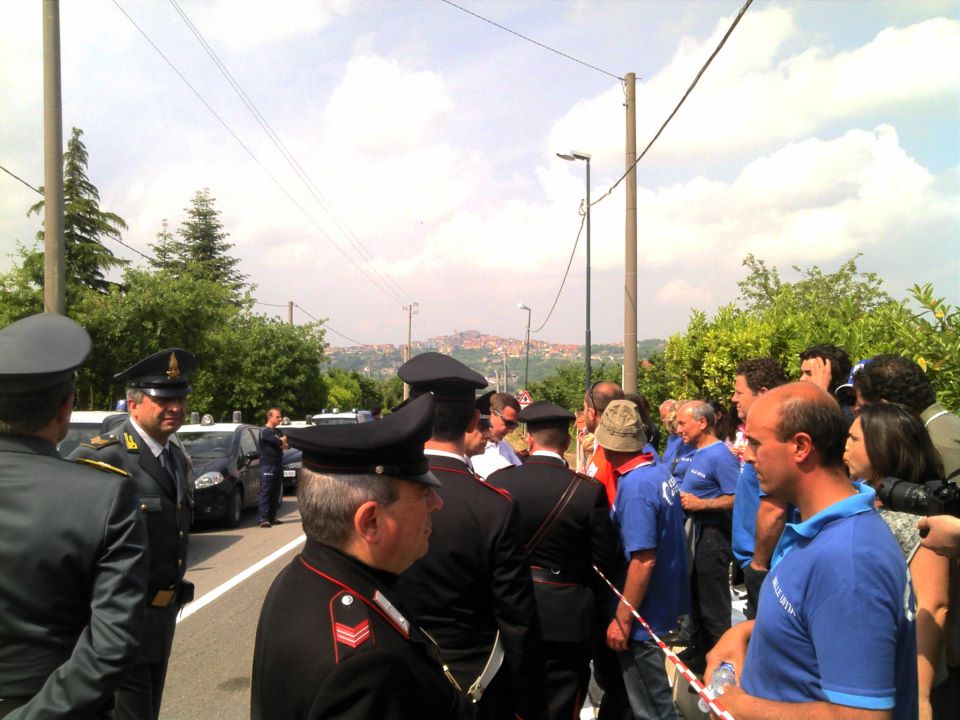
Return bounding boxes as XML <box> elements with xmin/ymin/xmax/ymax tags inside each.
<box><xmin>0</xmin><ymin>162</ymin><xmax>42</xmax><ymax>195</ymax></box>
<box><xmin>440</xmin><ymin>0</ymin><xmax>623</xmax><ymax>81</ymax></box>
<box><xmin>532</xmin><ymin>212</ymin><xmax>586</xmax><ymax>334</ymax></box>
<box><xmin>590</xmin><ymin>0</ymin><xmax>754</xmax><ymax>209</ymax></box>
<box><xmin>166</xmin><ymin>0</ymin><xmax>411</xmax><ymax>306</ymax></box>
<box><xmin>293</xmin><ymin>302</ymin><xmax>369</xmax><ymax>346</ymax></box>
<box><xmin>111</xmin><ymin>0</ymin><xmax>411</xmax><ymax>307</ymax></box>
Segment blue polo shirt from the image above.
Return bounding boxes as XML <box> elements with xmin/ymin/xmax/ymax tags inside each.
<box><xmin>610</xmin><ymin>460</ymin><xmax>690</xmax><ymax>641</ymax></box>
<box><xmin>742</xmin><ymin>485</ymin><xmax>918</xmax><ymax>718</ymax></box>
<box><xmin>668</xmin><ymin>442</ymin><xmax>696</xmax><ymax>484</ymax></box>
<box><xmin>680</xmin><ymin>440</ymin><xmax>739</xmax><ymax>527</ymax></box>
<box><xmin>731</xmin><ymin>462</ymin><xmax>761</xmax><ymax>567</ymax></box>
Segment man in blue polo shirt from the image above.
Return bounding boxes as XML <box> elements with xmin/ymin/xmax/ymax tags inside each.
<box><xmin>675</xmin><ymin>400</ymin><xmax>740</xmax><ymax>671</ymax></box>
<box><xmin>600</xmin><ymin>400</ymin><xmax>689</xmax><ymax>720</ymax></box>
<box><xmin>705</xmin><ymin>383</ymin><xmax>917</xmax><ymax>720</ymax></box>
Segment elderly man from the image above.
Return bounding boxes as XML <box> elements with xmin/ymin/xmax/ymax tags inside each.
<box><xmin>472</xmin><ymin>392</ymin><xmax>523</xmax><ymax>479</ymax></box>
<box><xmin>70</xmin><ymin>349</ymin><xmax>197</xmax><ymax>720</ymax></box>
<box><xmin>598</xmin><ymin>400</ymin><xmax>689</xmax><ymax>720</ymax></box>
<box><xmin>488</xmin><ymin>401</ymin><xmax>621</xmax><ymax>720</ymax></box>
<box><xmin>706</xmin><ymin>383</ymin><xmax>918</xmax><ymax>720</ymax></box>
<box><xmin>392</xmin><ymin>353</ymin><xmax>546</xmax><ymax>720</ymax></box>
<box><xmin>0</xmin><ymin>314</ymin><xmax>148</xmax><ymax>719</ymax></box>
<box><xmin>675</xmin><ymin>400</ymin><xmax>739</xmax><ymax>672</ymax></box>
<box><xmin>250</xmin><ymin>393</ymin><xmax>473</xmax><ymax>719</ymax></box>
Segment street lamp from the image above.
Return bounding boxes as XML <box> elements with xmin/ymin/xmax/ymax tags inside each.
<box><xmin>518</xmin><ymin>303</ymin><xmax>531</xmax><ymax>390</ymax></box>
<box><xmin>557</xmin><ymin>150</ymin><xmax>592</xmax><ymax>391</ymax></box>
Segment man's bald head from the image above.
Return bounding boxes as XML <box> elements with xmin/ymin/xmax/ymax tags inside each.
<box><xmin>753</xmin><ymin>382</ymin><xmax>847</xmax><ymax>470</ymax></box>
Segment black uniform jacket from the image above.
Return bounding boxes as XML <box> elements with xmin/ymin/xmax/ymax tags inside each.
<box><xmin>250</xmin><ymin>539</ymin><xmax>473</xmax><ymax>720</ymax></box>
<box><xmin>0</xmin><ymin>434</ymin><xmax>148</xmax><ymax>716</ymax></box>
<box><xmin>488</xmin><ymin>454</ymin><xmax>622</xmax><ymax>643</ymax></box>
<box><xmin>69</xmin><ymin>417</ymin><xmax>191</xmax><ymax>663</ymax></box>
<box><xmin>392</xmin><ymin>453</ymin><xmax>547</xmax><ymax>718</ymax></box>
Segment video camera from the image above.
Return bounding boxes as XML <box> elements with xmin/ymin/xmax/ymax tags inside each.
<box><xmin>876</xmin><ymin>477</ymin><xmax>960</xmax><ymax>518</ymax></box>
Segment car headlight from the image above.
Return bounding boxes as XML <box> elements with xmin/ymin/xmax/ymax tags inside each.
<box><xmin>194</xmin><ymin>471</ymin><xmax>225</xmax><ymax>489</ymax></box>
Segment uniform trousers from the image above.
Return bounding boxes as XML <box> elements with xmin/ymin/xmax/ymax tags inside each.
<box><xmin>114</xmin><ymin>605</ymin><xmax>177</xmax><ymax>720</ymax></box>
<box><xmin>544</xmin><ymin>640</ymin><xmax>591</xmax><ymax>720</ymax></box>
<box><xmin>257</xmin><ymin>464</ymin><xmax>281</xmax><ymax>522</ymax></box>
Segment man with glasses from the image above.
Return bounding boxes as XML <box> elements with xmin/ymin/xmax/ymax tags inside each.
<box><xmin>472</xmin><ymin>392</ymin><xmax>523</xmax><ymax>480</ymax></box>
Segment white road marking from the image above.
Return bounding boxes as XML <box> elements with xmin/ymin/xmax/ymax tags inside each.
<box><xmin>177</xmin><ymin>534</ymin><xmax>306</xmax><ymax>624</ymax></box>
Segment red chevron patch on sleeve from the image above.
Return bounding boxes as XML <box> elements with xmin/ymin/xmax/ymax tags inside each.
<box><xmin>334</xmin><ymin>620</ymin><xmax>371</xmax><ymax>649</ymax></box>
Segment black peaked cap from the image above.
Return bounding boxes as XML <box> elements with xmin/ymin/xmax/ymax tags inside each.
<box><xmin>285</xmin><ymin>392</ymin><xmax>440</xmax><ymax>487</ymax></box>
<box><xmin>519</xmin><ymin>401</ymin><xmax>575</xmax><ymax>431</ymax></box>
<box><xmin>0</xmin><ymin>313</ymin><xmax>91</xmax><ymax>394</ymax></box>
<box><xmin>116</xmin><ymin>348</ymin><xmax>197</xmax><ymax>398</ymax></box>
<box><xmin>398</xmin><ymin>351</ymin><xmax>487</xmax><ymax>401</ymax></box>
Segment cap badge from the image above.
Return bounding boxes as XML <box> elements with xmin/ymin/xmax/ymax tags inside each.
<box><xmin>167</xmin><ymin>352</ymin><xmax>181</xmax><ymax>380</ymax></box>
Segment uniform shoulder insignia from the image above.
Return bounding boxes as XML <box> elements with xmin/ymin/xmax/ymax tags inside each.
<box><xmin>123</xmin><ymin>432</ymin><xmax>139</xmax><ymax>452</ymax></box>
<box><xmin>477</xmin><ymin>479</ymin><xmax>513</xmax><ymax>502</ymax></box>
<box><xmin>80</xmin><ymin>433</ymin><xmax>120</xmax><ymax>450</ymax></box>
<box><xmin>330</xmin><ymin>590</ymin><xmax>374</xmax><ymax>663</ymax></box>
<box><xmin>75</xmin><ymin>458</ymin><xmax>132</xmax><ymax>478</ymax></box>
<box><xmin>576</xmin><ymin>471</ymin><xmax>601</xmax><ymax>487</ymax></box>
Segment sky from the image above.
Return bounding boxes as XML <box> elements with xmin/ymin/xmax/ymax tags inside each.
<box><xmin>1</xmin><ymin>0</ymin><xmax>958</xmax><ymax>348</ymax></box>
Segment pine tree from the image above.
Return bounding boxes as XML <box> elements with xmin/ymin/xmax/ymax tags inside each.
<box><xmin>28</xmin><ymin>127</ymin><xmax>128</xmax><ymax>293</ymax></box>
<box><xmin>149</xmin><ymin>219</ymin><xmax>177</xmax><ymax>272</ymax></box>
<box><xmin>176</xmin><ymin>188</ymin><xmax>247</xmax><ymax>299</ymax></box>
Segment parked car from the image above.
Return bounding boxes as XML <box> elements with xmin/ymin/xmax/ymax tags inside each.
<box><xmin>276</xmin><ymin>419</ymin><xmax>307</xmax><ymax>493</ymax></box>
<box><xmin>177</xmin><ymin>420</ymin><xmax>261</xmax><ymax>527</ymax></box>
<box><xmin>309</xmin><ymin>409</ymin><xmax>375</xmax><ymax>426</ymax></box>
<box><xmin>59</xmin><ymin>410</ymin><xmax>119</xmax><ymax>457</ymax></box>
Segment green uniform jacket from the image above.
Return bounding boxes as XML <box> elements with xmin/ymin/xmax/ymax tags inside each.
<box><xmin>0</xmin><ymin>434</ymin><xmax>148</xmax><ymax>716</ymax></box>
<box><xmin>69</xmin><ymin>418</ymin><xmax>192</xmax><ymax>664</ymax></box>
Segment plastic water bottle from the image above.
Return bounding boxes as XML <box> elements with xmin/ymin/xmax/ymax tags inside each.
<box><xmin>698</xmin><ymin>662</ymin><xmax>736</xmax><ymax>713</ymax></box>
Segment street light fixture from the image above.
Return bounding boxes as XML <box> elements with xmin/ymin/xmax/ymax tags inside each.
<box><xmin>557</xmin><ymin>150</ymin><xmax>592</xmax><ymax>391</ymax></box>
<box><xmin>518</xmin><ymin>303</ymin><xmax>531</xmax><ymax>391</ymax></box>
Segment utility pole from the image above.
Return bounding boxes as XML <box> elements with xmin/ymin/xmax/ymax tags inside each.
<box><xmin>287</xmin><ymin>301</ymin><xmax>294</xmax><ymax>325</ymax></box>
<box><xmin>502</xmin><ymin>351</ymin><xmax>508</xmax><ymax>394</ymax></box>
<box><xmin>43</xmin><ymin>0</ymin><xmax>65</xmax><ymax>314</ymax></box>
<box><xmin>623</xmin><ymin>72</ymin><xmax>638</xmax><ymax>394</ymax></box>
<box><xmin>402</xmin><ymin>302</ymin><xmax>418</xmax><ymax>400</ymax></box>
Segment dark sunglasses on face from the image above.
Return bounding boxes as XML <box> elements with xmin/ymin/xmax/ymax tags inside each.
<box><xmin>492</xmin><ymin>408</ymin><xmax>518</xmax><ymax>429</ymax></box>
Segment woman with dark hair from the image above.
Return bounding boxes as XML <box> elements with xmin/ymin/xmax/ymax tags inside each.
<box><xmin>844</xmin><ymin>403</ymin><xmax>950</xmax><ymax>720</ymax></box>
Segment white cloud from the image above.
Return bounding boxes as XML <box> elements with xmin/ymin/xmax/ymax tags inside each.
<box><xmin>548</xmin><ymin>9</ymin><xmax>960</xmax><ymax>166</ymax></box>
<box><xmin>183</xmin><ymin>0</ymin><xmax>353</xmax><ymax>48</ymax></box>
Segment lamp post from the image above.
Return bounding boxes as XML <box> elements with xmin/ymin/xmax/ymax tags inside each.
<box><xmin>518</xmin><ymin>303</ymin><xmax>531</xmax><ymax>391</ymax></box>
<box><xmin>557</xmin><ymin>150</ymin><xmax>592</xmax><ymax>391</ymax></box>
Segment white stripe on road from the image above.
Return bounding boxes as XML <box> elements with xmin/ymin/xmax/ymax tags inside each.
<box><xmin>177</xmin><ymin>534</ymin><xmax>306</xmax><ymax>624</ymax></box>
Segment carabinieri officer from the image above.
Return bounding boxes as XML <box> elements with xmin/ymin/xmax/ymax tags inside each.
<box><xmin>69</xmin><ymin>348</ymin><xmax>197</xmax><ymax>720</ymax></box>
<box><xmin>250</xmin><ymin>392</ymin><xmax>474</xmax><ymax>719</ymax></box>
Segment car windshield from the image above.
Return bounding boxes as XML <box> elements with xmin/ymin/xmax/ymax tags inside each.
<box><xmin>178</xmin><ymin>431</ymin><xmax>234</xmax><ymax>458</ymax></box>
<box><xmin>311</xmin><ymin>417</ymin><xmax>357</xmax><ymax>426</ymax></box>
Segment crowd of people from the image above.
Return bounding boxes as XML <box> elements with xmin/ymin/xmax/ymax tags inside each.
<box><xmin>2</xmin><ymin>311</ymin><xmax>959</xmax><ymax>720</ymax></box>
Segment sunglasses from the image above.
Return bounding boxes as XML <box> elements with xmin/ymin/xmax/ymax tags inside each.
<box><xmin>492</xmin><ymin>408</ymin><xmax>519</xmax><ymax>429</ymax></box>
<box><xmin>586</xmin><ymin>380</ymin><xmax>601</xmax><ymax>411</ymax></box>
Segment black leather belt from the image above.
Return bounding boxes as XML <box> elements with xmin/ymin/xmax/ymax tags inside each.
<box><xmin>530</xmin><ymin>566</ymin><xmax>584</xmax><ymax>586</ymax></box>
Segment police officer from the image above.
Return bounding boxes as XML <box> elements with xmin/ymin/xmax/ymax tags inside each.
<box><xmin>392</xmin><ymin>352</ymin><xmax>548</xmax><ymax>720</ymax></box>
<box><xmin>0</xmin><ymin>314</ymin><xmax>148</xmax><ymax>719</ymax></box>
<box><xmin>487</xmin><ymin>402</ymin><xmax>621</xmax><ymax>720</ymax></box>
<box><xmin>69</xmin><ymin>348</ymin><xmax>196</xmax><ymax>720</ymax></box>
<box><xmin>250</xmin><ymin>393</ymin><xmax>473</xmax><ymax>719</ymax></box>
<box><xmin>257</xmin><ymin>407</ymin><xmax>288</xmax><ymax>527</ymax></box>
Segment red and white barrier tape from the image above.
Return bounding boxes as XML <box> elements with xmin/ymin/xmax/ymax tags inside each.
<box><xmin>592</xmin><ymin>564</ymin><xmax>736</xmax><ymax>720</ymax></box>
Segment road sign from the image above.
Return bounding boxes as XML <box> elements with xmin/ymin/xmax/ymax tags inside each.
<box><xmin>516</xmin><ymin>389</ymin><xmax>532</xmax><ymax>408</ymax></box>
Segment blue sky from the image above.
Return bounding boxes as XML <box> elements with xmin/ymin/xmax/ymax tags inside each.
<box><xmin>2</xmin><ymin>1</ymin><xmax>957</xmax><ymax>347</ymax></box>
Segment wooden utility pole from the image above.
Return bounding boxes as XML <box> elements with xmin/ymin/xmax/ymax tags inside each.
<box><xmin>623</xmin><ymin>72</ymin><xmax>638</xmax><ymax>394</ymax></box>
<box><xmin>43</xmin><ymin>0</ymin><xmax>65</xmax><ymax>314</ymax></box>
<box><xmin>402</xmin><ymin>302</ymin><xmax>418</xmax><ymax>400</ymax></box>
<box><xmin>287</xmin><ymin>301</ymin><xmax>294</xmax><ymax>325</ymax></box>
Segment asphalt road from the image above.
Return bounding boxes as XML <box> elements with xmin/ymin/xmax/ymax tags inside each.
<box><xmin>159</xmin><ymin>495</ymin><xmax>305</xmax><ymax>720</ymax></box>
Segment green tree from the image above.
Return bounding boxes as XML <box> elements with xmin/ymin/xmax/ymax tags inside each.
<box><xmin>528</xmin><ymin>362</ymin><xmax>621</xmax><ymax>413</ymax></box>
<box><xmin>167</xmin><ymin>189</ymin><xmax>247</xmax><ymax>299</ymax></box>
<box><xmin>27</xmin><ymin>127</ymin><xmax>127</xmax><ymax>293</ymax></box>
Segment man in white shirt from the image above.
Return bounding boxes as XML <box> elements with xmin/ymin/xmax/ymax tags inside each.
<box><xmin>472</xmin><ymin>392</ymin><xmax>523</xmax><ymax>479</ymax></box>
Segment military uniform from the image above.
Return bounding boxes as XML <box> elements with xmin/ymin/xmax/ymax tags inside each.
<box><xmin>487</xmin><ymin>402</ymin><xmax>622</xmax><ymax>720</ymax></box>
<box><xmin>69</xmin><ymin>348</ymin><xmax>196</xmax><ymax>720</ymax></box>
<box><xmin>253</xmin><ymin>392</ymin><xmax>474</xmax><ymax>718</ymax></box>
<box><xmin>0</xmin><ymin>314</ymin><xmax>149</xmax><ymax>719</ymax></box>
<box><xmin>251</xmin><ymin>539</ymin><xmax>473</xmax><ymax>720</ymax></box>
